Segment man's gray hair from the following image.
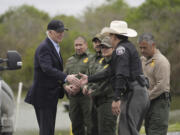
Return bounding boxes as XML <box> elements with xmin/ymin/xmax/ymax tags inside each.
<box><xmin>138</xmin><ymin>33</ymin><xmax>155</xmax><ymax>46</ymax></box>
<box><xmin>75</xmin><ymin>36</ymin><xmax>87</xmax><ymax>43</ymax></box>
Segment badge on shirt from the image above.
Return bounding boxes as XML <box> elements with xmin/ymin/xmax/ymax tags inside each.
<box><xmin>116</xmin><ymin>46</ymin><xmax>125</xmax><ymax>55</ymax></box>
<box><xmin>83</xmin><ymin>57</ymin><xmax>88</xmax><ymax>63</ymax></box>
<box><xmin>99</xmin><ymin>58</ymin><xmax>104</xmax><ymax>64</ymax></box>
<box><xmin>150</xmin><ymin>59</ymin><xmax>155</xmax><ymax>67</ymax></box>
<box><xmin>104</xmin><ymin>64</ymin><xmax>109</xmax><ymax>69</ymax></box>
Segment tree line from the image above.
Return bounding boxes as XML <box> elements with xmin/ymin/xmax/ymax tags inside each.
<box><xmin>0</xmin><ymin>0</ymin><xmax>180</xmax><ymax>94</ymax></box>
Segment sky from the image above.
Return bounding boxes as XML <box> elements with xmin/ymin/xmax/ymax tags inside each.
<box><xmin>0</xmin><ymin>0</ymin><xmax>145</xmax><ymax>17</ymax></box>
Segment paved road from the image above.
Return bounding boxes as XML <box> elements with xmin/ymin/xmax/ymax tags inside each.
<box><xmin>15</xmin><ymin>100</ymin><xmax>71</xmax><ymax>131</ymax></box>
<box><xmin>168</xmin><ymin>133</ymin><xmax>180</xmax><ymax>135</ymax></box>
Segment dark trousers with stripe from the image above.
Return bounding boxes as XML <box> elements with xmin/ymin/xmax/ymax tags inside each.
<box><xmin>118</xmin><ymin>81</ymin><xmax>150</xmax><ymax>135</ymax></box>
<box><xmin>34</xmin><ymin>106</ymin><xmax>57</xmax><ymax>135</ymax></box>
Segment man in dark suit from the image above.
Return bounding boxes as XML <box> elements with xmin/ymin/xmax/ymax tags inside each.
<box><xmin>25</xmin><ymin>20</ymin><xmax>80</xmax><ymax>135</ymax></box>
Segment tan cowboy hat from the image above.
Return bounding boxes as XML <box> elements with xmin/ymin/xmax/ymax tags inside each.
<box><xmin>101</xmin><ymin>20</ymin><xmax>137</xmax><ymax>37</ymax></box>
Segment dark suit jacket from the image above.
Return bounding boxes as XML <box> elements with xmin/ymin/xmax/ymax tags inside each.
<box><xmin>25</xmin><ymin>37</ymin><xmax>67</xmax><ymax>108</ymax></box>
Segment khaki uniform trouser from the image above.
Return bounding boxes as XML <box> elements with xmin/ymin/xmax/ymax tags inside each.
<box><xmin>145</xmin><ymin>98</ymin><xmax>170</xmax><ymax>135</ymax></box>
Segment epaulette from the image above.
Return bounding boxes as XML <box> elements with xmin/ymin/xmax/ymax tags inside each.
<box><xmin>66</xmin><ymin>56</ymin><xmax>75</xmax><ymax>62</ymax></box>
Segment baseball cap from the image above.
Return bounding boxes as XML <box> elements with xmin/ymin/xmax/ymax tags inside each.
<box><xmin>92</xmin><ymin>33</ymin><xmax>104</xmax><ymax>42</ymax></box>
<box><xmin>47</xmin><ymin>20</ymin><xmax>68</xmax><ymax>32</ymax></box>
<box><xmin>100</xmin><ymin>36</ymin><xmax>112</xmax><ymax>48</ymax></box>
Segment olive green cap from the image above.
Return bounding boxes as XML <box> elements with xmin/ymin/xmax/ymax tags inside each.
<box><xmin>92</xmin><ymin>33</ymin><xmax>104</xmax><ymax>42</ymax></box>
<box><xmin>100</xmin><ymin>36</ymin><xmax>112</xmax><ymax>48</ymax></box>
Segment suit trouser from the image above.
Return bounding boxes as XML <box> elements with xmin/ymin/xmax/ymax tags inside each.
<box><xmin>118</xmin><ymin>81</ymin><xmax>150</xmax><ymax>135</ymax></box>
<box><xmin>34</xmin><ymin>106</ymin><xmax>57</xmax><ymax>135</ymax></box>
<box><xmin>69</xmin><ymin>95</ymin><xmax>92</xmax><ymax>135</ymax></box>
<box><xmin>145</xmin><ymin>98</ymin><xmax>170</xmax><ymax>135</ymax></box>
<box><xmin>1</xmin><ymin>133</ymin><xmax>13</xmax><ymax>135</ymax></box>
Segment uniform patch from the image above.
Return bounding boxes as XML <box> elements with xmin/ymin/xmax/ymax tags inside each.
<box><xmin>104</xmin><ymin>64</ymin><xmax>109</xmax><ymax>69</ymax></box>
<box><xmin>83</xmin><ymin>57</ymin><xmax>88</xmax><ymax>63</ymax></box>
<box><xmin>116</xmin><ymin>46</ymin><xmax>125</xmax><ymax>55</ymax></box>
<box><xmin>99</xmin><ymin>58</ymin><xmax>104</xmax><ymax>64</ymax></box>
<box><xmin>150</xmin><ymin>59</ymin><xmax>155</xmax><ymax>67</ymax></box>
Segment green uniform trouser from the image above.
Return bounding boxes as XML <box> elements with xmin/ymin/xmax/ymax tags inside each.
<box><xmin>69</xmin><ymin>95</ymin><xmax>92</xmax><ymax>135</ymax></box>
<box><xmin>96</xmin><ymin>100</ymin><xmax>117</xmax><ymax>135</ymax></box>
<box><xmin>91</xmin><ymin>101</ymin><xmax>98</xmax><ymax>135</ymax></box>
<box><xmin>145</xmin><ymin>98</ymin><xmax>170</xmax><ymax>135</ymax></box>
<box><xmin>90</xmin><ymin>99</ymin><xmax>117</xmax><ymax>135</ymax></box>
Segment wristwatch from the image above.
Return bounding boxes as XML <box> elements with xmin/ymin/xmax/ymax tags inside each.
<box><xmin>114</xmin><ymin>96</ymin><xmax>121</xmax><ymax>101</ymax></box>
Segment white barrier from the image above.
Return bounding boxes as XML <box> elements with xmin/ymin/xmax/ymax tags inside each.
<box><xmin>14</xmin><ymin>82</ymin><xmax>23</xmax><ymax>131</ymax></box>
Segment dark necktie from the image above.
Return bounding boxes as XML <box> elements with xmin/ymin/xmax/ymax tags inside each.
<box><xmin>58</xmin><ymin>48</ymin><xmax>63</xmax><ymax>63</ymax></box>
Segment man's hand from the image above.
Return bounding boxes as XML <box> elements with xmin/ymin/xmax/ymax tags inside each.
<box><xmin>64</xmin><ymin>85</ymin><xmax>74</xmax><ymax>95</ymax></box>
<box><xmin>79</xmin><ymin>72</ymin><xmax>88</xmax><ymax>87</ymax></box>
<box><xmin>112</xmin><ymin>100</ymin><xmax>121</xmax><ymax>116</ymax></box>
<box><xmin>66</xmin><ymin>74</ymin><xmax>80</xmax><ymax>87</ymax></box>
<box><xmin>71</xmin><ymin>85</ymin><xmax>81</xmax><ymax>95</ymax></box>
<box><xmin>87</xmin><ymin>89</ymin><xmax>93</xmax><ymax>96</ymax></box>
<box><xmin>82</xmin><ymin>85</ymin><xmax>88</xmax><ymax>95</ymax></box>
<box><xmin>82</xmin><ymin>85</ymin><xmax>93</xmax><ymax>97</ymax></box>
<box><xmin>64</xmin><ymin>84</ymin><xmax>80</xmax><ymax>96</ymax></box>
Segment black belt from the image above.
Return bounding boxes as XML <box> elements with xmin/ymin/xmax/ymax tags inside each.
<box><xmin>153</xmin><ymin>92</ymin><xmax>171</xmax><ymax>101</ymax></box>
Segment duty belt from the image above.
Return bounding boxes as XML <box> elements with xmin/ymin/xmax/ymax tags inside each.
<box><xmin>153</xmin><ymin>92</ymin><xmax>171</xmax><ymax>101</ymax></box>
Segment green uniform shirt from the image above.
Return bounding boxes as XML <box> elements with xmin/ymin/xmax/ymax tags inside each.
<box><xmin>64</xmin><ymin>51</ymin><xmax>93</xmax><ymax>96</ymax></box>
<box><xmin>88</xmin><ymin>57</ymin><xmax>114</xmax><ymax>100</ymax></box>
<box><xmin>88</xmin><ymin>52</ymin><xmax>103</xmax><ymax>75</ymax></box>
<box><xmin>87</xmin><ymin>52</ymin><xmax>104</xmax><ymax>95</ymax></box>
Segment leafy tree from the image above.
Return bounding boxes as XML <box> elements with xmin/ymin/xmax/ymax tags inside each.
<box><xmin>1</xmin><ymin>0</ymin><xmax>180</xmax><ymax>93</ymax></box>
<box><xmin>0</xmin><ymin>5</ymin><xmax>50</xmax><ymax>91</ymax></box>
<box><xmin>82</xmin><ymin>0</ymin><xmax>129</xmax><ymax>36</ymax></box>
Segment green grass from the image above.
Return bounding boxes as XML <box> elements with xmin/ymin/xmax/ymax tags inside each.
<box><xmin>140</xmin><ymin>126</ymin><xmax>145</xmax><ymax>134</ymax></box>
<box><xmin>171</xmin><ymin>95</ymin><xmax>180</xmax><ymax>110</ymax></box>
<box><xmin>14</xmin><ymin>130</ymin><xmax>69</xmax><ymax>135</ymax></box>
<box><xmin>140</xmin><ymin>122</ymin><xmax>180</xmax><ymax>134</ymax></box>
<box><xmin>14</xmin><ymin>123</ymin><xmax>180</xmax><ymax>135</ymax></box>
<box><xmin>168</xmin><ymin>123</ymin><xmax>180</xmax><ymax>132</ymax></box>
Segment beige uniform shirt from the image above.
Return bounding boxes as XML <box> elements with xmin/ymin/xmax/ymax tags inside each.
<box><xmin>141</xmin><ymin>49</ymin><xmax>170</xmax><ymax>100</ymax></box>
